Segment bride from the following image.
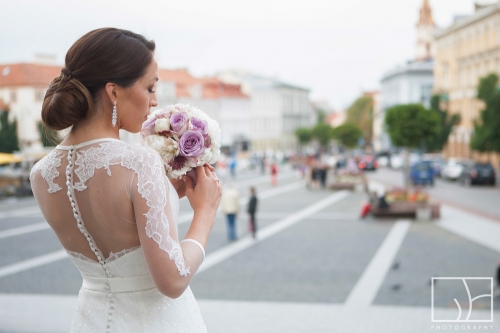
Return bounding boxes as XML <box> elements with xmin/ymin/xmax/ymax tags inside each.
<box><xmin>30</xmin><ymin>28</ymin><xmax>221</xmax><ymax>332</ymax></box>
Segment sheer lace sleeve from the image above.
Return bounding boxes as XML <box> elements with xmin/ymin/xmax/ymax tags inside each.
<box><xmin>131</xmin><ymin>147</ymin><xmax>204</xmax><ymax>280</ymax></box>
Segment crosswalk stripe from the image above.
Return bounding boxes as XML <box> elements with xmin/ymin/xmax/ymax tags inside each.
<box><xmin>344</xmin><ymin>220</ymin><xmax>411</xmax><ymax>307</ymax></box>
<box><xmin>0</xmin><ymin>250</ymin><xmax>68</xmax><ymax>278</ymax></box>
<box><xmin>0</xmin><ymin>222</ymin><xmax>49</xmax><ymax>240</ymax></box>
<box><xmin>0</xmin><ymin>206</ymin><xmax>41</xmax><ymax>220</ymax></box>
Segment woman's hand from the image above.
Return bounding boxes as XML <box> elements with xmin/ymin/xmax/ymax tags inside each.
<box><xmin>169</xmin><ymin>177</ymin><xmax>186</xmax><ymax>199</ymax></box>
<box><xmin>184</xmin><ymin>164</ymin><xmax>222</xmax><ymax>218</ymax></box>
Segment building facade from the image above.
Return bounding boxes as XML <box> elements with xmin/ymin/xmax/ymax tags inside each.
<box><xmin>378</xmin><ymin>0</ymin><xmax>436</xmax><ymax>152</ymax></box>
<box><xmin>0</xmin><ymin>63</ymin><xmax>61</xmax><ymax>150</ymax></box>
<box><xmin>433</xmin><ymin>2</ymin><xmax>500</xmax><ymax>163</ymax></box>
<box><xmin>218</xmin><ymin>70</ymin><xmax>314</xmax><ymax>153</ymax></box>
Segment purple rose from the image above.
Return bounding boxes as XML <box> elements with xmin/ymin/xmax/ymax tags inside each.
<box><xmin>140</xmin><ymin>116</ymin><xmax>156</xmax><ymax>139</ymax></box>
<box><xmin>179</xmin><ymin>130</ymin><xmax>205</xmax><ymax>158</ymax></box>
<box><xmin>170</xmin><ymin>112</ymin><xmax>188</xmax><ymax>135</ymax></box>
<box><xmin>190</xmin><ymin>117</ymin><xmax>208</xmax><ymax>134</ymax></box>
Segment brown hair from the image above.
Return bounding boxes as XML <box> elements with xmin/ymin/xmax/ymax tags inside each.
<box><xmin>42</xmin><ymin>28</ymin><xmax>155</xmax><ymax>130</ymax></box>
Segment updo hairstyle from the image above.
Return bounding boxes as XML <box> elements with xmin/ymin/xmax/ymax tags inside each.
<box><xmin>42</xmin><ymin>28</ymin><xmax>155</xmax><ymax>130</ymax></box>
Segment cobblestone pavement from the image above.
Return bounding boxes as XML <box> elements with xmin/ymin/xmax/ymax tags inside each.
<box><xmin>0</xmin><ymin>167</ymin><xmax>499</xmax><ymax>332</ymax></box>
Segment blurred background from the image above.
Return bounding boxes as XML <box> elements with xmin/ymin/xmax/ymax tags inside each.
<box><xmin>1</xmin><ymin>0</ymin><xmax>500</xmax><ymax>332</ymax></box>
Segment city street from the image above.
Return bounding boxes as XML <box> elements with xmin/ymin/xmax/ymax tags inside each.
<box><xmin>0</xmin><ymin>167</ymin><xmax>499</xmax><ymax>333</ymax></box>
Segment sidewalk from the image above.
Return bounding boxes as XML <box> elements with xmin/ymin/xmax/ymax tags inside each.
<box><xmin>0</xmin><ymin>294</ymin><xmax>497</xmax><ymax>333</ymax></box>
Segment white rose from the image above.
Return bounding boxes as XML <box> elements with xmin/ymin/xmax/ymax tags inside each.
<box><xmin>144</xmin><ymin>135</ymin><xmax>168</xmax><ymax>152</ymax></box>
<box><xmin>155</xmin><ymin>118</ymin><xmax>171</xmax><ymax>133</ymax></box>
<box><xmin>158</xmin><ymin>138</ymin><xmax>178</xmax><ymax>164</ymax></box>
<box><xmin>198</xmin><ymin>149</ymin><xmax>213</xmax><ymax>165</ymax></box>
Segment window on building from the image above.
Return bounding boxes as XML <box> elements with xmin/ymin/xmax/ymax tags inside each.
<box><xmin>35</xmin><ymin>89</ymin><xmax>44</xmax><ymax>102</ymax></box>
<box><xmin>10</xmin><ymin>90</ymin><xmax>16</xmax><ymax>103</ymax></box>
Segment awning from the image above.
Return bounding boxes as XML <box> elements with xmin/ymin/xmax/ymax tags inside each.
<box><xmin>0</xmin><ymin>153</ymin><xmax>22</xmax><ymax>165</ymax></box>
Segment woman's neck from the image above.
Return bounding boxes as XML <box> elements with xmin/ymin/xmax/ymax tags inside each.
<box><xmin>60</xmin><ymin>112</ymin><xmax>120</xmax><ymax>146</ymax></box>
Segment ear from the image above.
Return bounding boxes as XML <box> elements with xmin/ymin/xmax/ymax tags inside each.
<box><xmin>104</xmin><ymin>82</ymin><xmax>118</xmax><ymax>105</ymax></box>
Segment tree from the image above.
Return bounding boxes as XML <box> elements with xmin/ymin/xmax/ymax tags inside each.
<box><xmin>38</xmin><ymin>122</ymin><xmax>61</xmax><ymax>147</ymax></box>
<box><xmin>422</xmin><ymin>95</ymin><xmax>460</xmax><ymax>152</ymax></box>
<box><xmin>331</xmin><ymin>124</ymin><xmax>362</xmax><ymax>148</ymax></box>
<box><xmin>311</xmin><ymin>123</ymin><xmax>333</xmax><ymax>148</ymax></box>
<box><xmin>345</xmin><ymin>95</ymin><xmax>373</xmax><ymax>147</ymax></box>
<box><xmin>0</xmin><ymin>110</ymin><xmax>19</xmax><ymax>153</ymax></box>
<box><xmin>295</xmin><ymin>127</ymin><xmax>313</xmax><ymax>146</ymax></box>
<box><xmin>316</xmin><ymin>109</ymin><xmax>327</xmax><ymax>124</ymax></box>
<box><xmin>471</xmin><ymin>74</ymin><xmax>500</xmax><ymax>154</ymax></box>
<box><xmin>385</xmin><ymin>104</ymin><xmax>440</xmax><ymax>190</ymax></box>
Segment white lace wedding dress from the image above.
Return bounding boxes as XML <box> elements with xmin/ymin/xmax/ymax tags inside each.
<box><xmin>30</xmin><ymin>138</ymin><xmax>207</xmax><ymax>333</ymax></box>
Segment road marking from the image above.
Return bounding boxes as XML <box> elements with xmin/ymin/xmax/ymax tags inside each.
<box><xmin>0</xmin><ymin>249</ymin><xmax>67</xmax><ymax>278</ymax></box>
<box><xmin>197</xmin><ymin>190</ymin><xmax>350</xmax><ymax>273</ymax></box>
<box><xmin>0</xmin><ymin>206</ymin><xmax>41</xmax><ymax>220</ymax></box>
<box><xmin>0</xmin><ymin>222</ymin><xmax>49</xmax><ymax>240</ymax></box>
<box><xmin>438</xmin><ymin>204</ymin><xmax>500</xmax><ymax>253</ymax></box>
<box><xmin>344</xmin><ymin>220</ymin><xmax>411</xmax><ymax>308</ymax></box>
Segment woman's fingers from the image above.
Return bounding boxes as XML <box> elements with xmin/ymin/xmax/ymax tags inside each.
<box><xmin>195</xmin><ymin>165</ymin><xmax>207</xmax><ymax>179</ymax></box>
<box><xmin>184</xmin><ymin>175</ymin><xmax>194</xmax><ymax>193</ymax></box>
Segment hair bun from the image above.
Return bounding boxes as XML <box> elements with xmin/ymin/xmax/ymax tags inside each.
<box><xmin>41</xmin><ymin>74</ymin><xmax>93</xmax><ymax>130</ymax></box>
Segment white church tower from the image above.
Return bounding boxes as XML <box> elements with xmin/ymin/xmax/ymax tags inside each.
<box><xmin>415</xmin><ymin>0</ymin><xmax>436</xmax><ymax>61</ymax></box>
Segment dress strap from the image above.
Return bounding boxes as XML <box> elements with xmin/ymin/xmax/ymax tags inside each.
<box><xmin>56</xmin><ymin>138</ymin><xmax>122</xmax><ymax>150</ymax></box>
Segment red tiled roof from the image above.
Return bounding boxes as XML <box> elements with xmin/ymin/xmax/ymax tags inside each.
<box><xmin>0</xmin><ymin>63</ymin><xmax>62</xmax><ymax>87</ymax></box>
<box><xmin>200</xmin><ymin>78</ymin><xmax>247</xmax><ymax>99</ymax></box>
<box><xmin>158</xmin><ymin>69</ymin><xmax>247</xmax><ymax>99</ymax></box>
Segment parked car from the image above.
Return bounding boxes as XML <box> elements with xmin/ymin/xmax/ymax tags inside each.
<box><xmin>441</xmin><ymin>158</ymin><xmax>467</xmax><ymax>180</ymax></box>
<box><xmin>377</xmin><ymin>156</ymin><xmax>389</xmax><ymax>168</ymax></box>
<box><xmin>390</xmin><ymin>154</ymin><xmax>404</xmax><ymax>169</ymax></box>
<box><xmin>409</xmin><ymin>161</ymin><xmax>435</xmax><ymax>186</ymax></box>
<box><xmin>458</xmin><ymin>162</ymin><xmax>496</xmax><ymax>186</ymax></box>
<box><xmin>358</xmin><ymin>155</ymin><xmax>378</xmax><ymax>171</ymax></box>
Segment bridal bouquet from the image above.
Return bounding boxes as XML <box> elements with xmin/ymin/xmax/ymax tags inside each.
<box><xmin>141</xmin><ymin>104</ymin><xmax>221</xmax><ymax>182</ymax></box>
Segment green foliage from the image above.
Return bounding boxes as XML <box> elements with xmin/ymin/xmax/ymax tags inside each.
<box><xmin>471</xmin><ymin>74</ymin><xmax>500</xmax><ymax>153</ymax></box>
<box><xmin>331</xmin><ymin>124</ymin><xmax>362</xmax><ymax>148</ymax></box>
<box><xmin>311</xmin><ymin>123</ymin><xmax>333</xmax><ymax>147</ymax></box>
<box><xmin>0</xmin><ymin>111</ymin><xmax>19</xmax><ymax>153</ymax></box>
<box><xmin>384</xmin><ymin>104</ymin><xmax>440</xmax><ymax>149</ymax></box>
<box><xmin>345</xmin><ymin>96</ymin><xmax>373</xmax><ymax>147</ymax></box>
<box><xmin>38</xmin><ymin>122</ymin><xmax>61</xmax><ymax>147</ymax></box>
<box><xmin>316</xmin><ymin>109</ymin><xmax>327</xmax><ymax>124</ymax></box>
<box><xmin>422</xmin><ymin>95</ymin><xmax>460</xmax><ymax>152</ymax></box>
<box><xmin>295</xmin><ymin>127</ymin><xmax>313</xmax><ymax>145</ymax></box>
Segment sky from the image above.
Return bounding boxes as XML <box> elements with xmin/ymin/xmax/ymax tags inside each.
<box><xmin>0</xmin><ymin>0</ymin><xmax>487</xmax><ymax>109</ymax></box>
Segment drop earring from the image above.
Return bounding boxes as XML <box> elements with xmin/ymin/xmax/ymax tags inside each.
<box><xmin>112</xmin><ymin>101</ymin><xmax>117</xmax><ymax>127</ymax></box>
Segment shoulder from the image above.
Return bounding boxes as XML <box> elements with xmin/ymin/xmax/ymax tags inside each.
<box><xmin>30</xmin><ymin>149</ymin><xmax>63</xmax><ymax>178</ymax></box>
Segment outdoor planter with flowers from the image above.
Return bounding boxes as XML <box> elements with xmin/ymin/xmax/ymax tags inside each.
<box><xmin>370</xmin><ymin>187</ymin><xmax>440</xmax><ymax>219</ymax></box>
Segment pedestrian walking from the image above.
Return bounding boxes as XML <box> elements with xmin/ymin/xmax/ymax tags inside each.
<box><xmin>319</xmin><ymin>164</ymin><xmax>328</xmax><ymax>189</ymax></box>
<box><xmin>247</xmin><ymin>187</ymin><xmax>258</xmax><ymax>239</ymax></box>
<box><xmin>270</xmin><ymin>162</ymin><xmax>278</xmax><ymax>186</ymax></box>
<box><xmin>221</xmin><ymin>184</ymin><xmax>240</xmax><ymax>241</ymax></box>
<box><xmin>229</xmin><ymin>157</ymin><xmax>237</xmax><ymax>179</ymax></box>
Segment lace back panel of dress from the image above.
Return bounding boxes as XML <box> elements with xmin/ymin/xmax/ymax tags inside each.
<box><xmin>31</xmin><ymin>141</ymin><xmax>190</xmax><ymax>276</ymax></box>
